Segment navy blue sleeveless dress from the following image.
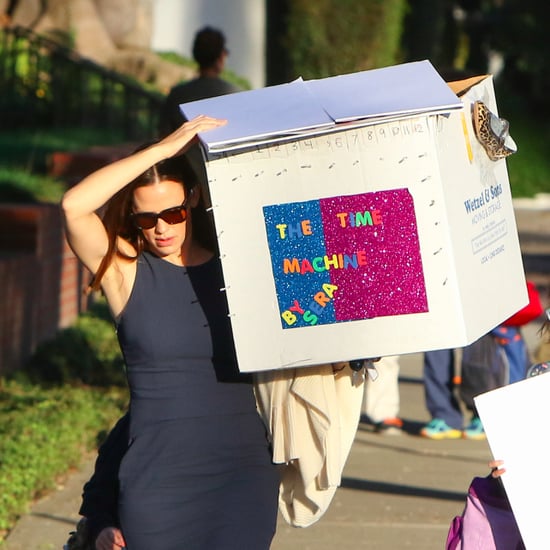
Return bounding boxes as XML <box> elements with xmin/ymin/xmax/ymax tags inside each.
<box><xmin>116</xmin><ymin>251</ymin><xmax>279</xmax><ymax>549</ymax></box>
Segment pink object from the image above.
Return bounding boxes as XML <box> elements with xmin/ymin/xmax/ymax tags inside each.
<box><xmin>446</xmin><ymin>476</ymin><xmax>524</xmax><ymax>549</ymax></box>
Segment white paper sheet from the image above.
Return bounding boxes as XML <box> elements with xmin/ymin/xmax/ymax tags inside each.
<box><xmin>304</xmin><ymin>60</ymin><xmax>462</xmax><ymax>122</ymax></box>
<box><xmin>179</xmin><ymin>79</ymin><xmax>334</xmax><ymax>151</ymax></box>
<box><xmin>180</xmin><ymin>60</ymin><xmax>463</xmax><ymax>153</ymax></box>
<box><xmin>474</xmin><ymin>373</ymin><xmax>550</xmax><ymax>549</ymax></box>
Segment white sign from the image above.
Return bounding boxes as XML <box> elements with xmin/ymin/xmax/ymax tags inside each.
<box><xmin>475</xmin><ymin>374</ymin><xmax>550</xmax><ymax>550</ymax></box>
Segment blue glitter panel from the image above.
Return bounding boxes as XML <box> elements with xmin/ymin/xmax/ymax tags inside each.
<box><xmin>263</xmin><ymin>200</ymin><xmax>336</xmax><ymax>329</ymax></box>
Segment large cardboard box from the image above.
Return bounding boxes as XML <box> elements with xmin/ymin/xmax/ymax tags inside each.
<box><xmin>181</xmin><ymin>60</ymin><xmax>527</xmax><ymax>373</ymax></box>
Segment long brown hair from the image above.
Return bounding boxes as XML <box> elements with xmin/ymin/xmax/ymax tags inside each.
<box><xmin>90</xmin><ymin>151</ymin><xmax>217</xmax><ymax>291</ymax></box>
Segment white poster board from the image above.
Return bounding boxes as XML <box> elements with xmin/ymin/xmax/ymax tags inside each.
<box><xmin>181</xmin><ymin>61</ymin><xmax>527</xmax><ymax>372</ymax></box>
<box><xmin>474</xmin><ymin>374</ymin><xmax>550</xmax><ymax>550</ymax></box>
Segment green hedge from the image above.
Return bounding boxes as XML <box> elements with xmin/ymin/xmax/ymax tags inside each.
<box><xmin>0</xmin><ymin>300</ymin><xmax>127</xmax><ymax>540</ymax></box>
<box><xmin>285</xmin><ymin>0</ymin><xmax>408</xmax><ymax>79</ymax></box>
<box><xmin>0</xmin><ymin>167</ymin><xmax>65</xmax><ymax>204</ymax></box>
<box><xmin>0</xmin><ymin>126</ymin><xmax>128</xmax><ymax>205</ymax></box>
<box><xmin>21</xmin><ymin>300</ymin><xmax>126</xmax><ymax>388</ymax></box>
<box><xmin>0</xmin><ymin>381</ymin><xmax>126</xmax><ymax>533</ymax></box>
<box><xmin>502</xmin><ymin>112</ymin><xmax>550</xmax><ymax>197</ymax></box>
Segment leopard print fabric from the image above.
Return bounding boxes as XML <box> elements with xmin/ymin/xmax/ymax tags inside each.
<box><xmin>472</xmin><ymin>100</ymin><xmax>517</xmax><ymax>161</ymax></box>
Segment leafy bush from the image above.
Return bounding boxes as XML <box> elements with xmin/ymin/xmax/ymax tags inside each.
<box><xmin>284</xmin><ymin>0</ymin><xmax>408</xmax><ymax>79</ymax></box>
<box><xmin>0</xmin><ymin>126</ymin><xmax>129</xmax><ymax>204</ymax></box>
<box><xmin>506</xmin><ymin>120</ymin><xmax>550</xmax><ymax>197</ymax></box>
<box><xmin>19</xmin><ymin>301</ymin><xmax>126</xmax><ymax>388</ymax></box>
<box><xmin>0</xmin><ymin>300</ymin><xmax>128</xmax><ymax>539</ymax></box>
<box><xmin>0</xmin><ymin>380</ymin><xmax>126</xmax><ymax>534</ymax></box>
<box><xmin>497</xmin><ymin>97</ymin><xmax>550</xmax><ymax>197</ymax></box>
<box><xmin>0</xmin><ymin>167</ymin><xmax>65</xmax><ymax>204</ymax></box>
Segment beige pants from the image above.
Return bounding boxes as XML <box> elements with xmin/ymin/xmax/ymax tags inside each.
<box><xmin>361</xmin><ymin>355</ymin><xmax>400</xmax><ymax>423</ymax></box>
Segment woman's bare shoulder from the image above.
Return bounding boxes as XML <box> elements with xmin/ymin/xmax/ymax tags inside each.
<box><xmin>101</xmin><ymin>238</ymin><xmax>139</xmax><ymax>319</ymax></box>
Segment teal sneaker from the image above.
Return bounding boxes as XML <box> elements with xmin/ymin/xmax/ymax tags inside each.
<box><xmin>420</xmin><ymin>418</ymin><xmax>462</xmax><ymax>440</ymax></box>
<box><xmin>463</xmin><ymin>417</ymin><xmax>486</xmax><ymax>440</ymax></box>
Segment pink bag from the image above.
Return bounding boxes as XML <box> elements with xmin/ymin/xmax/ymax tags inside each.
<box><xmin>446</xmin><ymin>476</ymin><xmax>524</xmax><ymax>549</ymax></box>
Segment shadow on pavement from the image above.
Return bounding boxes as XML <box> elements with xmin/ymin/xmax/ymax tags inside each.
<box><xmin>341</xmin><ymin>476</ymin><xmax>467</xmax><ymax>502</ymax></box>
<box><xmin>29</xmin><ymin>512</ymin><xmax>76</xmax><ymax>526</ymax></box>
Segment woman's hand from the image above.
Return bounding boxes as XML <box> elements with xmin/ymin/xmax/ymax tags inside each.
<box><xmin>95</xmin><ymin>526</ymin><xmax>127</xmax><ymax>550</ymax></box>
<box><xmin>489</xmin><ymin>459</ymin><xmax>506</xmax><ymax>478</ymax></box>
<box><xmin>159</xmin><ymin>115</ymin><xmax>227</xmax><ymax>159</ymax></box>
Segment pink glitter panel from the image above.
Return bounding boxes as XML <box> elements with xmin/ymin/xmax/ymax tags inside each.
<box><xmin>319</xmin><ymin>189</ymin><xmax>428</xmax><ymax>321</ymax></box>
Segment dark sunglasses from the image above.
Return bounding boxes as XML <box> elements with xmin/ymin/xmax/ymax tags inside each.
<box><xmin>131</xmin><ymin>200</ymin><xmax>189</xmax><ymax>230</ymax></box>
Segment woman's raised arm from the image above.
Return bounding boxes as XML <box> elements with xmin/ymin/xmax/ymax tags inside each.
<box><xmin>61</xmin><ymin>115</ymin><xmax>226</xmax><ymax>274</ymax></box>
